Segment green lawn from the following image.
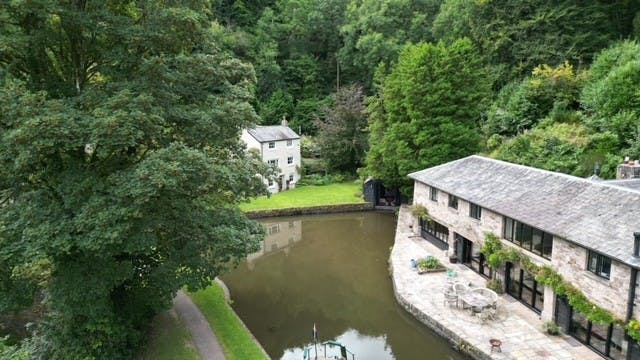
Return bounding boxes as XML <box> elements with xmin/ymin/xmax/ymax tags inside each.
<box><xmin>239</xmin><ymin>182</ymin><xmax>364</xmax><ymax>211</ymax></box>
<box><xmin>189</xmin><ymin>283</ymin><xmax>267</xmax><ymax>360</ymax></box>
<box><xmin>137</xmin><ymin>309</ymin><xmax>199</xmax><ymax>360</ymax></box>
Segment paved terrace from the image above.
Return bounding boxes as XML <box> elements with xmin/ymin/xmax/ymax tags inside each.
<box><xmin>390</xmin><ymin>206</ymin><xmax>599</xmax><ymax>360</ymax></box>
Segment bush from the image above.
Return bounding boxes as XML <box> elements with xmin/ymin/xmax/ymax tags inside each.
<box><xmin>486</xmin><ymin>278</ymin><xmax>504</xmax><ymax>294</ymax></box>
<box><xmin>297</xmin><ymin>173</ymin><xmax>349</xmax><ymax>186</ymax></box>
<box><xmin>416</xmin><ymin>257</ymin><xmax>442</xmax><ymax>270</ymax></box>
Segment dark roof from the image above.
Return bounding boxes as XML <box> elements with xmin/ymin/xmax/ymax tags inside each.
<box><xmin>408</xmin><ymin>155</ymin><xmax>640</xmax><ymax>266</ymax></box>
<box><xmin>246</xmin><ymin>125</ymin><xmax>299</xmax><ymax>142</ymax></box>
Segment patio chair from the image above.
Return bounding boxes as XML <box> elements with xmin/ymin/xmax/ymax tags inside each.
<box><xmin>444</xmin><ymin>292</ymin><xmax>458</xmax><ymax>308</ymax></box>
<box><xmin>452</xmin><ymin>282</ymin><xmax>469</xmax><ymax>295</ymax></box>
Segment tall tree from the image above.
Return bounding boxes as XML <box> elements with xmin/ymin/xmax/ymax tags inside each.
<box><xmin>433</xmin><ymin>0</ymin><xmax>629</xmax><ymax>85</ymax></box>
<box><xmin>362</xmin><ymin>39</ymin><xmax>491</xmax><ymax>194</ymax></box>
<box><xmin>315</xmin><ymin>85</ymin><xmax>369</xmax><ymax>173</ymax></box>
<box><xmin>0</xmin><ymin>1</ymin><xmax>267</xmax><ymax>358</ymax></box>
<box><xmin>338</xmin><ymin>0</ymin><xmax>442</xmax><ymax>90</ymax></box>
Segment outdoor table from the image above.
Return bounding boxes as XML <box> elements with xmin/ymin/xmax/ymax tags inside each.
<box><xmin>458</xmin><ymin>292</ymin><xmax>492</xmax><ymax>313</ymax></box>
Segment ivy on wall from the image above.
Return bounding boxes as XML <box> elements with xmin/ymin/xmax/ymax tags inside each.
<box><xmin>480</xmin><ymin>232</ymin><xmax>618</xmax><ymax>325</ymax></box>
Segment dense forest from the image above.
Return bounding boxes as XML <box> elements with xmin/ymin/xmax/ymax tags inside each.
<box><xmin>1</xmin><ymin>0</ymin><xmax>640</xmax><ymax>358</ymax></box>
<box><xmin>209</xmin><ymin>0</ymin><xmax>640</xmax><ymax>192</ymax></box>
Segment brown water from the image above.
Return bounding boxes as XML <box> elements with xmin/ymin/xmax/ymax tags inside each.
<box><xmin>222</xmin><ymin>212</ymin><xmax>466</xmax><ymax>360</ymax></box>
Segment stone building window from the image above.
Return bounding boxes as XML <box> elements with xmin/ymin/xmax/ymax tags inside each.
<box><xmin>287</xmin><ymin>156</ymin><xmax>294</xmax><ymax>165</ymax></box>
<box><xmin>430</xmin><ymin>187</ymin><xmax>438</xmax><ymax>202</ymax></box>
<box><xmin>503</xmin><ymin>217</ymin><xmax>553</xmax><ymax>260</ymax></box>
<box><xmin>419</xmin><ymin>217</ymin><xmax>449</xmax><ymax>250</ymax></box>
<box><xmin>587</xmin><ymin>251</ymin><xmax>611</xmax><ymax>279</ymax></box>
<box><xmin>448</xmin><ymin>194</ymin><xmax>458</xmax><ymax>209</ymax></box>
<box><xmin>286</xmin><ymin>139</ymin><xmax>293</xmax><ymax>147</ymax></box>
<box><xmin>268</xmin><ymin>159</ymin><xmax>278</xmax><ymax>167</ymax></box>
<box><xmin>469</xmin><ymin>202</ymin><xmax>481</xmax><ymax>220</ymax></box>
<box><xmin>268</xmin><ymin>142</ymin><xmax>275</xmax><ymax>149</ymax></box>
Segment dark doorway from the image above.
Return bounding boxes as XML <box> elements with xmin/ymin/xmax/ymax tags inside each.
<box><xmin>505</xmin><ymin>262</ymin><xmax>543</xmax><ymax>313</ymax></box>
<box><xmin>455</xmin><ymin>234</ymin><xmax>473</xmax><ymax>266</ymax></box>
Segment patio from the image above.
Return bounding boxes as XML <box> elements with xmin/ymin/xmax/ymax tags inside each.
<box><xmin>390</xmin><ymin>205</ymin><xmax>600</xmax><ymax>360</ymax></box>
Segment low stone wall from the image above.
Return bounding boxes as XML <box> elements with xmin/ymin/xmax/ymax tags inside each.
<box><xmin>390</xmin><ymin>263</ymin><xmax>491</xmax><ymax>360</ymax></box>
<box><xmin>245</xmin><ymin>202</ymin><xmax>376</xmax><ymax>219</ymax></box>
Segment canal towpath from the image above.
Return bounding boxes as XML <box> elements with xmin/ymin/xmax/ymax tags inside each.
<box><xmin>391</xmin><ymin>205</ymin><xmax>599</xmax><ymax>360</ymax></box>
<box><xmin>173</xmin><ymin>290</ymin><xmax>226</xmax><ymax>360</ymax></box>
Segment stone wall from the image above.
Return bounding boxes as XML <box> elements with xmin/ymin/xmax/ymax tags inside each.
<box><xmin>552</xmin><ymin>238</ymin><xmax>631</xmax><ymax>320</ymax></box>
<box><xmin>245</xmin><ymin>202</ymin><xmax>375</xmax><ymax>219</ymax></box>
<box><xmin>413</xmin><ymin>182</ymin><xmax>502</xmax><ymax>250</ymax></box>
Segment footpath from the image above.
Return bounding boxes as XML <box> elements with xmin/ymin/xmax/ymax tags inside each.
<box><xmin>173</xmin><ymin>290</ymin><xmax>226</xmax><ymax>360</ymax></box>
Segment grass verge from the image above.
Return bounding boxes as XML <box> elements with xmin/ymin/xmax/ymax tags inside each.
<box><xmin>240</xmin><ymin>182</ymin><xmax>363</xmax><ymax>211</ymax></box>
<box><xmin>137</xmin><ymin>309</ymin><xmax>199</xmax><ymax>360</ymax></box>
<box><xmin>189</xmin><ymin>283</ymin><xmax>267</xmax><ymax>360</ymax></box>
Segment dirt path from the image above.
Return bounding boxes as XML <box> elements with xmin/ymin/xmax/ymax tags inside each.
<box><xmin>173</xmin><ymin>290</ymin><xmax>226</xmax><ymax>360</ymax></box>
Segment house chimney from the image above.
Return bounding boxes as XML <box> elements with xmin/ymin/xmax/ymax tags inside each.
<box><xmin>593</xmin><ymin>162</ymin><xmax>601</xmax><ymax>177</ymax></box>
<box><xmin>281</xmin><ymin>115</ymin><xmax>288</xmax><ymax>127</ymax></box>
<box><xmin>634</xmin><ymin>232</ymin><xmax>640</xmax><ymax>258</ymax></box>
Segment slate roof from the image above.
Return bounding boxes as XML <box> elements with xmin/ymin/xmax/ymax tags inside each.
<box><xmin>603</xmin><ymin>179</ymin><xmax>640</xmax><ymax>192</ymax></box>
<box><xmin>408</xmin><ymin>155</ymin><xmax>640</xmax><ymax>267</ymax></box>
<box><xmin>246</xmin><ymin>125</ymin><xmax>299</xmax><ymax>142</ymax></box>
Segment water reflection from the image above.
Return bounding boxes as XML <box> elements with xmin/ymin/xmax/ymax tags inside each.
<box><xmin>222</xmin><ymin>213</ymin><xmax>465</xmax><ymax>360</ymax></box>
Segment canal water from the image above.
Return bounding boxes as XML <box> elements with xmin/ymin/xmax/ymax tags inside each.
<box><xmin>222</xmin><ymin>212</ymin><xmax>465</xmax><ymax>360</ymax></box>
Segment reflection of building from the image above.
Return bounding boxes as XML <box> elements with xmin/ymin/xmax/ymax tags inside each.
<box><xmin>410</xmin><ymin>156</ymin><xmax>640</xmax><ymax>360</ymax></box>
<box><xmin>247</xmin><ymin>219</ymin><xmax>302</xmax><ymax>267</ymax></box>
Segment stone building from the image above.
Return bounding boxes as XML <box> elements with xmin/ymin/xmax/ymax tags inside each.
<box><xmin>409</xmin><ymin>155</ymin><xmax>640</xmax><ymax>360</ymax></box>
<box><xmin>241</xmin><ymin>121</ymin><xmax>301</xmax><ymax>194</ymax></box>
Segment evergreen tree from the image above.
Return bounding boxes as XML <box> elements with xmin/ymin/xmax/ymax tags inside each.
<box><xmin>362</xmin><ymin>39</ymin><xmax>490</xmax><ymax>194</ymax></box>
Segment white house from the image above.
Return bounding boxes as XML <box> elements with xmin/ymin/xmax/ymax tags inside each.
<box><xmin>241</xmin><ymin>122</ymin><xmax>301</xmax><ymax>194</ymax></box>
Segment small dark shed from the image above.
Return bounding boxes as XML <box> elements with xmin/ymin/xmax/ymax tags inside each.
<box><xmin>363</xmin><ymin>178</ymin><xmax>403</xmax><ymax>206</ymax></box>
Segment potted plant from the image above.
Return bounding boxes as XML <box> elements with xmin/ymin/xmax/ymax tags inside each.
<box><xmin>543</xmin><ymin>321</ymin><xmax>561</xmax><ymax>335</ymax></box>
<box><xmin>416</xmin><ymin>257</ymin><xmax>446</xmax><ymax>273</ymax></box>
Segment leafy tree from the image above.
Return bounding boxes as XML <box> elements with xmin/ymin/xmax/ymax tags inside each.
<box><xmin>315</xmin><ymin>85</ymin><xmax>369</xmax><ymax>173</ymax></box>
<box><xmin>338</xmin><ymin>0</ymin><xmax>443</xmax><ymax>90</ymax></box>
<box><xmin>251</xmin><ymin>0</ymin><xmax>349</xmax><ymax>133</ymax></box>
<box><xmin>212</xmin><ymin>0</ymin><xmax>276</xmax><ymax>27</ymax></box>
<box><xmin>491</xmin><ymin>123</ymin><xmax>619</xmax><ymax>178</ymax></box>
<box><xmin>362</xmin><ymin>39</ymin><xmax>491</xmax><ymax>194</ymax></box>
<box><xmin>581</xmin><ymin>41</ymin><xmax>640</xmax><ymax>159</ymax></box>
<box><xmin>433</xmin><ymin>0</ymin><xmax>627</xmax><ymax>84</ymax></box>
<box><xmin>0</xmin><ymin>1</ymin><xmax>267</xmax><ymax>358</ymax></box>
<box><xmin>483</xmin><ymin>62</ymin><xmax>583</xmax><ymax>136</ymax></box>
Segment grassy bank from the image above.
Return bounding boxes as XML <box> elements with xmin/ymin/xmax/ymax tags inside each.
<box><xmin>189</xmin><ymin>283</ymin><xmax>267</xmax><ymax>360</ymax></box>
<box><xmin>137</xmin><ymin>310</ymin><xmax>199</xmax><ymax>360</ymax></box>
<box><xmin>240</xmin><ymin>182</ymin><xmax>363</xmax><ymax>211</ymax></box>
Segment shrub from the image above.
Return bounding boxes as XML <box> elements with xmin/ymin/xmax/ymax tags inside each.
<box><xmin>486</xmin><ymin>278</ymin><xmax>504</xmax><ymax>294</ymax></box>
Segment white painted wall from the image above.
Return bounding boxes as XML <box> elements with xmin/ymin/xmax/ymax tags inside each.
<box><xmin>241</xmin><ymin>130</ymin><xmax>301</xmax><ymax>194</ymax></box>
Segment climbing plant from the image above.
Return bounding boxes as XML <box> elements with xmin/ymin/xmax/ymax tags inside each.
<box><xmin>410</xmin><ymin>204</ymin><xmax>431</xmax><ymax>221</ymax></box>
<box><xmin>480</xmin><ymin>232</ymin><xmax>618</xmax><ymax>325</ymax></box>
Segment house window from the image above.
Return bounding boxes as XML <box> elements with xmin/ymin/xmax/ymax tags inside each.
<box><xmin>287</xmin><ymin>156</ymin><xmax>294</xmax><ymax>165</ymax></box>
<box><xmin>268</xmin><ymin>159</ymin><xmax>278</xmax><ymax>167</ymax></box>
<box><xmin>288</xmin><ymin>174</ymin><xmax>294</xmax><ymax>182</ymax></box>
<box><xmin>448</xmin><ymin>194</ymin><xmax>458</xmax><ymax>209</ymax></box>
<box><xmin>430</xmin><ymin>187</ymin><xmax>438</xmax><ymax>202</ymax></box>
<box><xmin>469</xmin><ymin>203</ymin><xmax>481</xmax><ymax>220</ymax></box>
<box><xmin>587</xmin><ymin>251</ymin><xmax>611</xmax><ymax>279</ymax></box>
<box><xmin>268</xmin><ymin>142</ymin><xmax>275</xmax><ymax>149</ymax></box>
<box><xmin>419</xmin><ymin>217</ymin><xmax>449</xmax><ymax>250</ymax></box>
<box><xmin>268</xmin><ymin>224</ymin><xmax>280</xmax><ymax>235</ymax></box>
<box><xmin>558</xmin><ymin>296</ymin><xmax>628</xmax><ymax>359</ymax></box>
<box><xmin>267</xmin><ymin>178</ymin><xmax>274</xmax><ymax>187</ymax></box>
<box><xmin>503</xmin><ymin>217</ymin><xmax>553</xmax><ymax>259</ymax></box>
<box><xmin>286</xmin><ymin>139</ymin><xmax>293</xmax><ymax>147</ymax></box>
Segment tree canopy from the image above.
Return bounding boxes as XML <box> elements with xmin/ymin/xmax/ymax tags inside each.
<box><xmin>362</xmin><ymin>39</ymin><xmax>491</xmax><ymax>193</ymax></box>
<box><xmin>0</xmin><ymin>1</ymin><xmax>267</xmax><ymax>358</ymax></box>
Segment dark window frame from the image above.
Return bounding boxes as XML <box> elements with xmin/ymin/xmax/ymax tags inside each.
<box><xmin>469</xmin><ymin>203</ymin><xmax>481</xmax><ymax>220</ymax></box>
<box><xmin>419</xmin><ymin>217</ymin><xmax>449</xmax><ymax>249</ymax></box>
<box><xmin>448</xmin><ymin>194</ymin><xmax>458</xmax><ymax>209</ymax></box>
<box><xmin>503</xmin><ymin>216</ymin><xmax>553</xmax><ymax>260</ymax></box>
<box><xmin>430</xmin><ymin>187</ymin><xmax>438</xmax><ymax>202</ymax></box>
<box><xmin>268</xmin><ymin>141</ymin><xmax>275</xmax><ymax>149</ymax></box>
<box><xmin>587</xmin><ymin>251</ymin><xmax>612</xmax><ymax>280</ymax></box>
